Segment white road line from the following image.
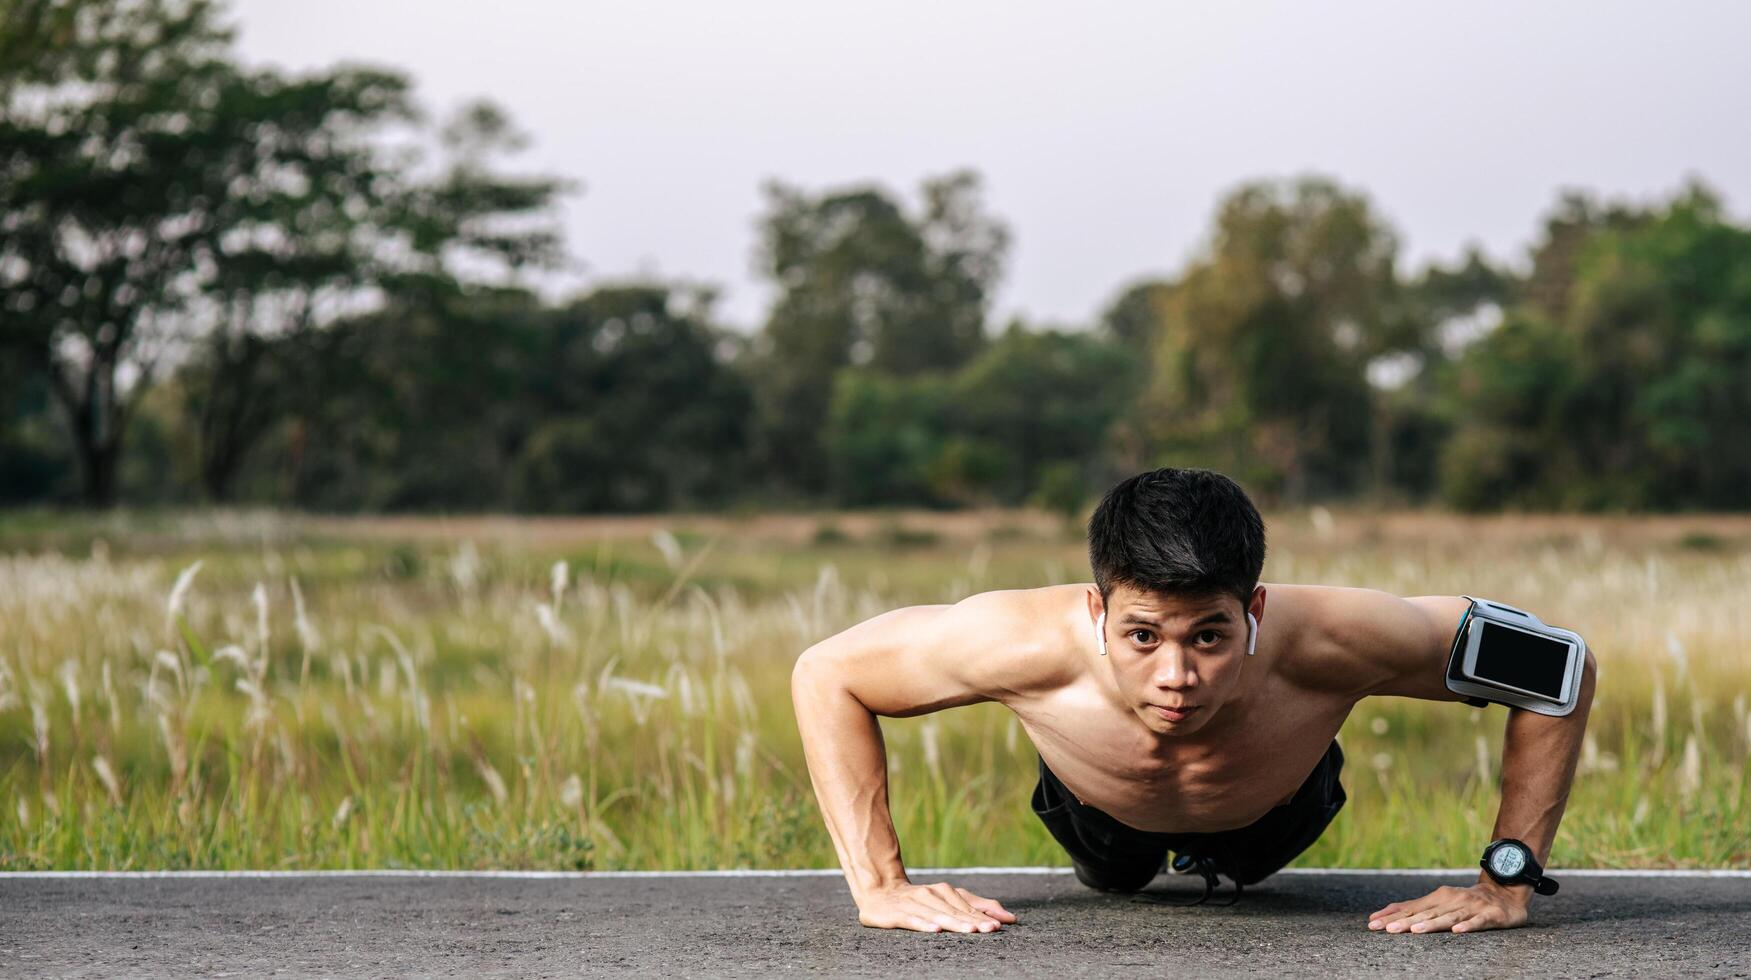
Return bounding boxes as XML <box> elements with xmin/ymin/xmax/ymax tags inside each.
<box><xmin>0</xmin><ymin>868</ymin><xmax>1747</xmax><ymax>879</ymax></box>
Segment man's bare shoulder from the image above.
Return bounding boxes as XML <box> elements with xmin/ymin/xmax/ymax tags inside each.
<box><xmin>947</xmin><ymin>583</ymin><xmax>1088</xmax><ymax>701</ymax></box>
<box><xmin>1265</xmin><ymin>582</ymin><xmax>1470</xmax><ymax>699</ymax></box>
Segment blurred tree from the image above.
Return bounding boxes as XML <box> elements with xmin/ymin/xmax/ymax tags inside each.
<box><xmin>824</xmin><ymin>322</ymin><xmax>1138</xmax><ymax>508</ymax></box>
<box><xmin>943</xmin><ymin>321</ymin><xmax>1142</xmax><ymax>504</ymax></box>
<box><xmin>510</xmin><ymin>285</ymin><xmax>754</xmax><ymax>512</ymax></box>
<box><xmin>182</xmin><ymin>97</ymin><xmax>567</xmax><ymax>501</ymax></box>
<box><xmin>1125</xmin><ymin>176</ymin><xmax>1417</xmax><ymax>504</ymax></box>
<box><xmin>824</xmin><ymin>371</ymin><xmax>949</xmax><ymax>507</ymax></box>
<box><xmin>0</xmin><ymin>0</ymin><xmax>568</xmax><ymax>506</ymax></box>
<box><xmin>1521</xmin><ymin>190</ymin><xmax>1650</xmax><ymax>326</ymax></box>
<box><xmin>2</xmin><ymin>0</ymin><xmax>238</xmax><ymax>505</ymax></box>
<box><xmin>751</xmin><ymin>170</ymin><xmax>1008</xmax><ymax>496</ymax></box>
<box><xmin>261</xmin><ymin>284</ymin><xmax>752</xmax><ymax>513</ymax></box>
<box><xmin>1098</xmin><ymin>278</ymin><xmax>1173</xmax><ymax>350</ymax></box>
<box><xmin>1440</xmin><ymin>181</ymin><xmax>1751</xmax><ymax>510</ymax></box>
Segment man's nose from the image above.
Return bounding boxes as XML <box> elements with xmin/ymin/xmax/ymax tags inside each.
<box><xmin>1152</xmin><ymin>647</ymin><xmax>1199</xmax><ymax>690</ymax></box>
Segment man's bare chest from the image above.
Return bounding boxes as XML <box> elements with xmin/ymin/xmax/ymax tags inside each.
<box><xmin>1013</xmin><ymin>682</ymin><xmax>1353</xmax><ymax>834</ymax></box>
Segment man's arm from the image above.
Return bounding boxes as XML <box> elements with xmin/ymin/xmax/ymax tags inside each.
<box><xmin>790</xmin><ymin>589</ymin><xmax>1046</xmax><ymax>933</ymax></box>
<box><xmin>1311</xmin><ymin>587</ymin><xmax>1599</xmax><ymax>935</ymax></box>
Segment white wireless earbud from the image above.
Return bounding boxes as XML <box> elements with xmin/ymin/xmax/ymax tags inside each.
<box><xmin>1245</xmin><ymin>612</ymin><xmax>1258</xmax><ymax>656</ymax></box>
<box><xmin>1094</xmin><ymin>610</ymin><xmax>1107</xmax><ymax>656</ymax></box>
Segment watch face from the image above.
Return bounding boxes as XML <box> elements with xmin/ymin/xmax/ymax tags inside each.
<box><xmin>1489</xmin><ymin>845</ymin><xmax>1528</xmax><ymax>878</ymax></box>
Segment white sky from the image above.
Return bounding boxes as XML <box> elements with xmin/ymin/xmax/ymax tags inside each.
<box><xmin>231</xmin><ymin>0</ymin><xmax>1751</xmax><ymax>332</ymax></box>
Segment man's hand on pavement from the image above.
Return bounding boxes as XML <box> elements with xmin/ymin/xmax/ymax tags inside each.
<box><xmin>1367</xmin><ymin>880</ymin><xmax>1531</xmax><ymax>935</ymax></box>
<box><xmin>857</xmin><ymin>881</ymin><xmax>1018</xmax><ymax>934</ymax></box>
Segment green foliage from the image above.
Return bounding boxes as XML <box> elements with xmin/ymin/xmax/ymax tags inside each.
<box><xmin>825</xmin><ymin>371</ymin><xmax>950</xmax><ymax>506</ymax></box>
<box><xmin>509</xmin><ymin>287</ymin><xmax>755</xmax><ymax>512</ymax></box>
<box><xmin>0</xmin><ymin>0</ymin><xmax>566</xmax><ymax>507</ymax></box>
<box><xmin>249</xmin><ymin>285</ymin><xmax>752</xmax><ymax>513</ymax></box>
<box><xmin>823</xmin><ymin>325</ymin><xmax>1138</xmax><ymax>508</ymax></box>
<box><xmin>752</xmin><ymin>171</ymin><xmax>1009</xmax><ymax>495</ymax></box>
<box><xmin>1125</xmin><ymin>176</ymin><xmax>1410</xmax><ymax>504</ymax></box>
<box><xmin>1439</xmin><ymin>184</ymin><xmax>1751</xmax><ymax>510</ymax></box>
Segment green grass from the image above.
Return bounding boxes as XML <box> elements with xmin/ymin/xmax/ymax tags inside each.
<box><xmin>0</xmin><ymin>508</ymin><xmax>1746</xmax><ymax>871</ymax></box>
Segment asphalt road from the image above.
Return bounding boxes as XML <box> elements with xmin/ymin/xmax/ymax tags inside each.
<box><xmin>2</xmin><ymin>870</ymin><xmax>1747</xmax><ymax>978</ymax></box>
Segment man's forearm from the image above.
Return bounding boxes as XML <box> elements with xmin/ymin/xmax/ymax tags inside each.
<box><xmin>1486</xmin><ymin>649</ymin><xmax>1598</xmax><ymax>877</ymax></box>
<box><xmin>791</xmin><ymin>655</ymin><xmax>909</xmax><ymax>903</ymax></box>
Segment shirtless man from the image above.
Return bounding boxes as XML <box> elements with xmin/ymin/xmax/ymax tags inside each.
<box><xmin>790</xmin><ymin>467</ymin><xmax>1597</xmax><ymax>936</ymax></box>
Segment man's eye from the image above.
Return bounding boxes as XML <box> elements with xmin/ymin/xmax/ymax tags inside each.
<box><xmin>1129</xmin><ymin>630</ymin><xmax>1155</xmax><ymax>645</ymax></box>
<box><xmin>1196</xmin><ymin>630</ymin><xmax>1222</xmax><ymax>645</ymax></box>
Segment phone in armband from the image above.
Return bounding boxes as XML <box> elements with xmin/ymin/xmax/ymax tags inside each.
<box><xmin>1444</xmin><ymin>596</ymin><xmax>1586</xmax><ymax>717</ymax></box>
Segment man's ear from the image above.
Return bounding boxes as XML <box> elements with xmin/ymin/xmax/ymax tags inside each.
<box><xmin>1086</xmin><ymin>586</ymin><xmax>1105</xmax><ymax>625</ymax></box>
<box><xmin>1248</xmin><ymin>585</ymin><xmax>1266</xmax><ymax>624</ymax></box>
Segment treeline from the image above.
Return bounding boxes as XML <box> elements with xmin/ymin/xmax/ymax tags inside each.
<box><xmin>4</xmin><ymin>1</ymin><xmax>1749</xmax><ymax>514</ymax></box>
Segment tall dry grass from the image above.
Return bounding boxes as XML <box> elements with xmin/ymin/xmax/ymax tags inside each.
<box><xmin>0</xmin><ymin>508</ymin><xmax>1746</xmax><ymax>870</ymax></box>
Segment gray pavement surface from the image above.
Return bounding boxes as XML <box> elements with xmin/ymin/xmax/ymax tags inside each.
<box><xmin>1</xmin><ymin>870</ymin><xmax>1747</xmax><ymax>978</ymax></box>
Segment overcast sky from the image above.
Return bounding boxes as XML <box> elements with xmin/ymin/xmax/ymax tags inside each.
<box><xmin>232</xmin><ymin>0</ymin><xmax>1751</xmax><ymax>331</ymax></box>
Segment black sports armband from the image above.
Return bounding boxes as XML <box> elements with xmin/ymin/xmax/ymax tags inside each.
<box><xmin>1444</xmin><ymin>596</ymin><xmax>1586</xmax><ymax>717</ymax></box>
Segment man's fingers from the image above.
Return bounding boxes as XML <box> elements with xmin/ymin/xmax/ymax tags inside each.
<box><xmin>930</xmin><ymin>883</ymin><xmax>991</xmax><ymax>919</ymax></box>
<box><xmin>1452</xmin><ymin>912</ymin><xmax>1495</xmax><ymax>934</ymax></box>
<box><xmin>914</xmin><ymin>888</ymin><xmax>995</xmax><ymax>932</ymax></box>
<box><xmin>930</xmin><ymin>886</ymin><xmax>1000</xmax><ymax>931</ymax></box>
<box><xmin>957</xmin><ymin>888</ymin><xmax>1018</xmax><ymax>922</ymax></box>
<box><xmin>1378</xmin><ymin>898</ymin><xmax>1455</xmax><ymax>932</ymax></box>
<box><xmin>1409</xmin><ymin>908</ymin><xmax>1471</xmax><ymax>934</ymax></box>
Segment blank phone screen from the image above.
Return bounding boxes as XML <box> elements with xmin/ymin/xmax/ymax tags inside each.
<box><xmin>1473</xmin><ymin>621</ymin><xmax>1570</xmax><ymax>699</ymax></box>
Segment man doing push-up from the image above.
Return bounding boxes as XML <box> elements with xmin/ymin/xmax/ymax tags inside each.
<box><xmin>790</xmin><ymin>467</ymin><xmax>1596</xmax><ymax>935</ymax></box>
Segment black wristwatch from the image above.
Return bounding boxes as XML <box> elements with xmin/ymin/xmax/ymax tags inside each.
<box><xmin>1480</xmin><ymin>838</ymin><xmax>1559</xmax><ymax>895</ymax></box>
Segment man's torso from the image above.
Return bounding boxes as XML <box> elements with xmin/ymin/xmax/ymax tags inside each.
<box><xmin>1000</xmin><ymin>582</ymin><xmax>1362</xmax><ymax>834</ymax></box>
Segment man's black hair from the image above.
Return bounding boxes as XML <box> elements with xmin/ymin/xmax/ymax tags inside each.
<box><xmin>1086</xmin><ymin>467</ymin><xmax>1266</xmax><ymax>611</ymax></box>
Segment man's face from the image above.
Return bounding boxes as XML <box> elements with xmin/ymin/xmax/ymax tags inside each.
<box><xmin>1089</xmin><ymin>582</ymin><xmax>1260</xmax><ymax>737</ymax></box>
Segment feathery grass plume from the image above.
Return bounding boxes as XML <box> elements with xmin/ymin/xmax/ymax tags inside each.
<box><xmin>559</xmin><ymin>774</ymin><xmax>584</xmax><ymax>809</ymax></box>
<box><xmin>15</xmin><ymin>797</ymin><xmax>28</xmax><ymax>828</ymax></box>
<box><xmin>212</xmin><ymin>644</ymin><xmax>252</xmax><ymax>673</ymax></box>
<box><xmin>1678</xmin><ymin>734</ymin><xmax>1702</xmax><ymax>804</ymax></box>
<box><xmin>290</xmin><ymin>577</ymin><xmax>321</xmax><ymax>654</ymax></box>
<box><xmin>551</xmin><ymin>560</ymin><xmax>569</xmax><ymax>611</ymax></box>
<box><xmin>100</xmin><ymin>660</ymin><xmax>120</xmax><ymax>735</ymax></box>
<box><xmin>252</xmin><ymin>582</ymin><xmax>271</xmax><ymax>658</ymax></box>
<box><xmin>1650</xmin><ymin>676</ymin><xmax>1668</xmax><ymax>766</ymax></box>
<box><xmin>152</xmin><ymin>650</ymin><xmax>186</xmax><ymax>696</ymax></box>
<box><xmin>333</xmin><ymin>795</ymin><xmax>354</xmax><ymax>830</ymax></box>
<box><xmin>58</xmin><ymin>660</ymin><xmax>80</xmax><ymax>718</ymax></box>
<box><xmin>157</xmin><ymin>712</ymin><xmax>188</xmax><ymax>792</ymax></box>
<box><xmin>535</xmin><ymin>602</ymin><xmax>570</xmax><ymax>646</ymax></box>
<box><xmin>165</xmin><ymin>560</ymin><xmax>204</xmax><ymax>630</ymax></box>
<box><xmin>475</xmin><ymin>757</ymin><xmax>509</xmax><ymax>807</ymax></box>
<box><xmin>725</xmin><ymin>668</ymin><xmax>756</xmax><ymax>725</ymax></box>
<box><xmin>921</xmin><ymin>718</ymin><xmax>942</xmax><ymax>781</ymax></box>
<box><xmin>92</xmin><ymin>755</ymin><xmax>122</xmax><ymax>806</ymax></box>
<box><xmin>449</xmin><ymin>540</ymin><xmax>482</xmax><ymax>592</ymax></box>
<box><xmin>1665</xmin><ymin>632</ymin><xmax>1688</xmax><ymax>682</ymax></box>
<box><xmin>734</xmin><ymin>731</ymin><xmax>757</xmax><ymax>782</ymax></box>
<box><xmin>651</xmin><ymin>528</ymin><xmax>683</xmax><ymax>571</ymax></box>
<box><xmin>1474</xmin><ymin>735</ymin><xmax>1493</xmax><ymax>788</ymax></box>
<box><xmin>0</xmin><ymin>655</ymin><xmax>18</xmax><ymax>714</ymax></box>
<box><xmin>28</xmin><ymin>697</ymin><xmax>48</xmax><ymax>768</ymax></box>
<box><xmin>671</xmin><ymin>664</ymin><xmax>701</xmax><ymax>719</ymax></box>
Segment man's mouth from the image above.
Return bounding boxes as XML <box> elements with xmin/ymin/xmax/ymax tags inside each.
<box><xmin>1152</xmin><ymin>704</ymin><xmax>1200</xmax><ymax>722</ymax></box>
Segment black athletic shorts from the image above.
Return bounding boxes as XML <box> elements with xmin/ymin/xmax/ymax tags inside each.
<box><xmin>1030</xmin><ymin>740</ymin><xmax>1347</xmax><ymax>891</ymax></box>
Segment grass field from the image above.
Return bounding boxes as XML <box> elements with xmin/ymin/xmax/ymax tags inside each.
<box><xmin>0</xmin><ymin>507</ymin><xmax>1747</xmax><ymax>872</ymax></box>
